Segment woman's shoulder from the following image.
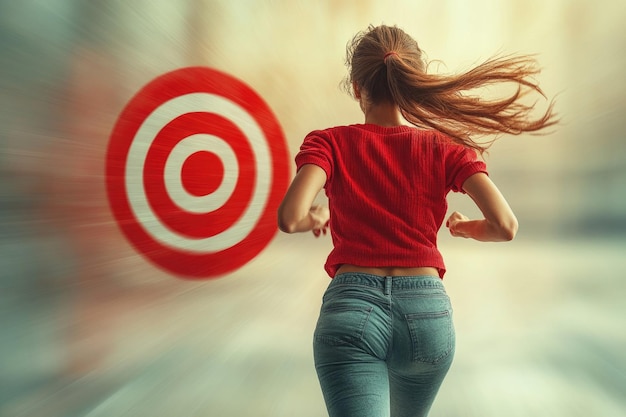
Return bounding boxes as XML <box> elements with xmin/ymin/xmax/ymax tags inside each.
<box><xmin>308</xmin><ymin>124</ymin><xmax>361</xmax><ymax>134</ymax></box>
<box><xmin>310</xmin><ymin>123</ymin><xmax>425</xmax><ymax>138</ymax></box>
<box><xmin>303</xmin><ymin>125</ymin><xmax>364</xmax><ymax>143</ymax></box>
<box><xmin>305</xmin><ymin>125</ymin><xmax>469</xmax><ymax>151</ymax></box>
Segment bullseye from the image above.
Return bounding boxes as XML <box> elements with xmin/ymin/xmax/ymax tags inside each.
<box><xmin>181</xmin><ymin>151</ymin><xmax>224</xmax><ymax>197</ymax></box>
<box><xmin>106</xmin><ymin>66</ymin><xmax>290</xmax><ymax>279</ymax></box>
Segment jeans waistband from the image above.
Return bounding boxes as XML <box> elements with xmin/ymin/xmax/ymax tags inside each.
<box><xmin>332</xmin><ymin>272</ymin><xmax>444</xmax><ymax>295</ymax></box>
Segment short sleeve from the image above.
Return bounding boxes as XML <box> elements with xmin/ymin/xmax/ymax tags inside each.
<box><xmin>445</xmin><ymin>144</ymin><xmax>488</xmax><ymax>193</ymax></box>
<box><xmin>294</xmin><ymin>130</ymin><xmax>333</xmax><ymax>183</ymax></box>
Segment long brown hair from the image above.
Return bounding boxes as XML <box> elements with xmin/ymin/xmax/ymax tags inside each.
<box><xmin>344</xmin><ymin>25</ymin><xmax>558</xmax><ymax>153</ymax></box>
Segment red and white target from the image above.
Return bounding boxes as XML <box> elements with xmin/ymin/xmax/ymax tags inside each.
<box><xmin>106</xmin><ymin>67</ymin><xmax>290</xmax><ymax>279</ymax></box>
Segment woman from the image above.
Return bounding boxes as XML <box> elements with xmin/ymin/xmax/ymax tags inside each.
<box><xmin>277</xmin><ymin>24</ymin><xmax>557</xmax><ymax>417</ymax></box>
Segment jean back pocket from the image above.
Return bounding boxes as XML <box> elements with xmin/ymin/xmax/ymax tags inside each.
<box><xmin>314</xmin><ymin>303</ymin><xmax>373</xmax><ymax>346</ymax></box>
<box><xmin>405</xmin><ymin>309</ymin><xmax>454</xmax><ymax>364</ymax></box>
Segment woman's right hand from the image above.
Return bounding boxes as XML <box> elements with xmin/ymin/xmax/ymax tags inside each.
<box><xmin>445</xmin><ymin>211</ymin><xmax>471</xmax><ymax>238</ymax></box>
<box><xmin>445</xmin><ymin>173</ymin><xmax>518</xmax><ymax>242</ymax></box>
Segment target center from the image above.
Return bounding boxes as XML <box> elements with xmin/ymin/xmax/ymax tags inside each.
<box><xmin>181</xmin><ymin>151</ymin><xmax>224</xmax><ymax>196</ymax></box>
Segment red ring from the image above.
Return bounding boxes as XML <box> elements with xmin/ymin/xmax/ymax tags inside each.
<box><xmin>143</xmin><ymin>112</ymin><xmax>255</xmax><ymax>238</ymax></box>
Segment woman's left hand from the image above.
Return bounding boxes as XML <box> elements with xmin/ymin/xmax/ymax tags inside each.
<box><xmin>310</xmin><ymin>205</ymin><xmax>330</xmax><ymax>237</ymax></box>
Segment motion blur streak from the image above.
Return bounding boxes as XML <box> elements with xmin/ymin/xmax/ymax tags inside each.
<box><xmin>1</xmin><ymin>1</ymin><xmax>625</xmax><ymax>416</ymax></box>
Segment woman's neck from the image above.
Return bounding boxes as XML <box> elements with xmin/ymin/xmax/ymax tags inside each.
<box><xmin>363</xmin><ymin>100</ymin><xmax>404</xmax><ymax>127</ymax></box>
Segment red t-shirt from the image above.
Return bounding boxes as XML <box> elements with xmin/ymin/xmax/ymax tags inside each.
<box><xmin>294</xmin><ymin>124</ymin><xmax>487</xmax><ymax>278</ymax></box>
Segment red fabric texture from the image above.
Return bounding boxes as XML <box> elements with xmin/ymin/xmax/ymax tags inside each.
<box><xmin>295</xmin><ymin>124</ymin><xmax>488</xmax><ymax>278</ymax></box>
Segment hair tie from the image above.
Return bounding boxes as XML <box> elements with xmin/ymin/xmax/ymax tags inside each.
<box><xmin>384</xmin><ymin>51</ymin><xmax>398</xmax><ymax>63</ymax></box>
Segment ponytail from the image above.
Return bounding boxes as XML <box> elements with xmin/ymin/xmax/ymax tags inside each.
<box><xmin>346</xmin><ymin>25</ymin><xmax>558</xmax><ymax>153</ymax></box>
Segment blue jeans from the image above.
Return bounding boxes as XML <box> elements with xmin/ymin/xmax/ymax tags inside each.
<box><xmin>313</xmin><ymin>273</ymin><xmax>455</xmax><ymax>417</ymax></box>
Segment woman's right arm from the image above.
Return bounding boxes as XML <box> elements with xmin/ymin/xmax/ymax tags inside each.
<box><xmin>445</xmin><ymin>172</ymin><xmax>518</xmax><ymax>242</ymax></box>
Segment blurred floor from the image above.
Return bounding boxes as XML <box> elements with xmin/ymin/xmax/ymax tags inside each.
<box><xmin>1</xmin><ymin>234</ymin><xmax>624</xmax><ymax>417</ymax></box>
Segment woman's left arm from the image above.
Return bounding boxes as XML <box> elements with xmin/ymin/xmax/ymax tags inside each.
<box><xmin>277</xmin><ymin>164</ymin><xmax>329</xmax><ymax>236</ymax></box>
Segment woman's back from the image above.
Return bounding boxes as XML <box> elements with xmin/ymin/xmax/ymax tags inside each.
<box><xmin>296</xmin><ymin>124</ymin><xmax>487</xmax><ymax>278</ymax></box>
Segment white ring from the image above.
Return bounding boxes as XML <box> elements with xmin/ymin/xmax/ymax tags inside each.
<box><xmin>164</xmin><ymin>134</ymin><xmax>238</xmax><ymax>213</ymax></box>
<box><xmin>125</xmin><ymin>93</ymin><xmax>271</xmax><ymax>253</ymax></box>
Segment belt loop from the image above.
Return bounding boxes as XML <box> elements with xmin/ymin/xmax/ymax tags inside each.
<box><xmin>384</xmin><ymin>276</ymin><xmax>392</xmax><ymax>296</ymax></box>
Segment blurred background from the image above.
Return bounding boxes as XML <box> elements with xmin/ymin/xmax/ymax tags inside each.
<box><xmin>1</xmin><ymin>0</ymin><xmax>625</xmax><ymax>416</ymax></box>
